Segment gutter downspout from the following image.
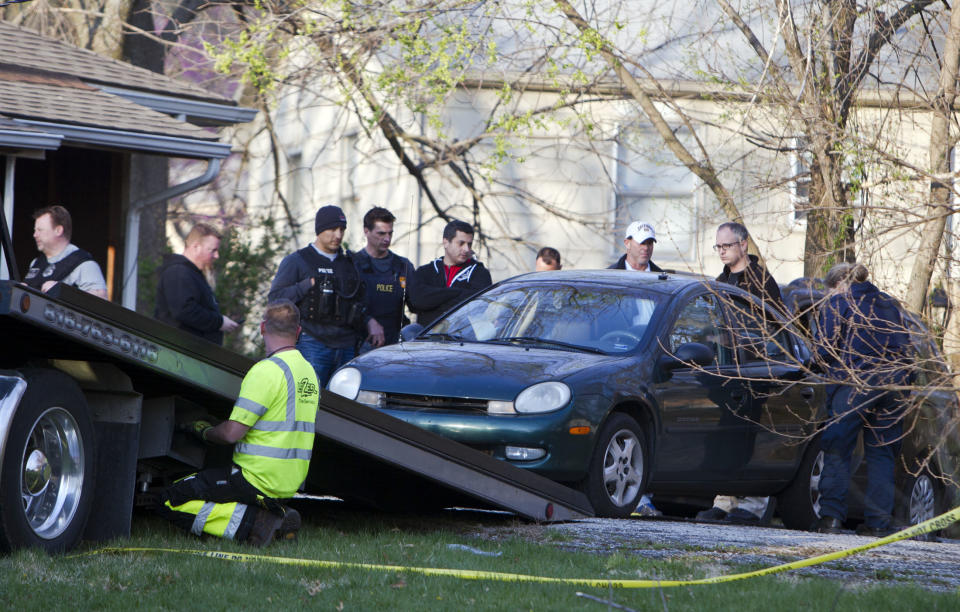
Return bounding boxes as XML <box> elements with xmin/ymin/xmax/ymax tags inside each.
<box><xmin>1</xmin><ymin>156</ymin><xmax>16</xmax><ymax>281</ymax></box>
<box><xmin>121</xmin><ymin>157</ymin><xmax>221</xmax><ymax>310</ymax></box>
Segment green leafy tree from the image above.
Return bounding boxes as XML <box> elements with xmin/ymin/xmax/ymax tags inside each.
<box><xmin>214</xmin><ymin>216</ymin><xmax>288</xmax><ymax>356</ymax></box>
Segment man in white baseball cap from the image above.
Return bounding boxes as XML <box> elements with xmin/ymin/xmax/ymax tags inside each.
<box><xmin>608</xmin><ymin>221</ymin><xmax>662</xmax><ymax>272</ymax></box>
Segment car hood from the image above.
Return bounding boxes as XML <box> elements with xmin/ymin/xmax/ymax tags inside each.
<box><xmin>347</xmin><ymin>341</ymin><xmax>626</xmax><ymax>399</ymax></box>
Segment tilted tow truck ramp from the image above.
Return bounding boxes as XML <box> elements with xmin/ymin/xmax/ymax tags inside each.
<box><xmin>0</xmin><ymin>281</ymin><xmax>592</xmax><ymax>542</ymax></box>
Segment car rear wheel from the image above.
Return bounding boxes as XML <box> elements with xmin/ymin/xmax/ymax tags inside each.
<box><xmin>777</xmin><ymin>436</ymin><xmax>823</xmax><ymax>530</ymax></box>
<box><xmin>897</xmin><ymin>470</ymin><xmax>942</xmax><ymax>539</ymax></box>
<box><xmin>0</xmin><ymin>369</ymin><xmax>95</xmax><ymax>553</ymax></box>
<box><xmin>582</xmin><ymin>413</ymin><xmax>647</xmax><ymax>518</ymax></box>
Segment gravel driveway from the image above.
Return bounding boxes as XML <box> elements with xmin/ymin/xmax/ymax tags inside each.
<box><xmin>474</xmin><ymin>516</ymin><xmax>960</xmax><ymax>593</ymax></box>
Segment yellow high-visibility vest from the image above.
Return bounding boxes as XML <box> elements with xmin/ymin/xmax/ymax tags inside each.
<box><xmin>230</xmin><ymin>350</ymin><xmax>319</xmax><ymax>498</ymax></box>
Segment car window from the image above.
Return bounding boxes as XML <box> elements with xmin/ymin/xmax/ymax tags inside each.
<box><xmin>667</xmin><ymin>294</ymin><xmax>731</xmax><ymax>366</ymax></box>
<box><xmin>723</xmin><ymin>295</ymin><xmax>792</xmax><ymax>364</ymax></box>
<box><xmin>429</xmin><ymin>282</ymin><xmax>663</xmax><ymax>353</ymax></box>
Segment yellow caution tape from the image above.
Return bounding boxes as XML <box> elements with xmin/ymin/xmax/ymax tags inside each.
<box><xmin>82</xmin><ymin>505</ymin><xmax>960</xmax><ymax>588</ymax></box>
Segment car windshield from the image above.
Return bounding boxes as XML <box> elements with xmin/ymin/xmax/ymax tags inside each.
<box><xmin>426</xmin><ymin>282</ymin><xmax>663</xmax><ymax>353</ymax></box>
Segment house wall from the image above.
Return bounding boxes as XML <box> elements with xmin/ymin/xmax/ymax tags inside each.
<box><xmin>238</xmin><ymin>80</ymin><xmax>938</xmax><ymax>302</ymax></box>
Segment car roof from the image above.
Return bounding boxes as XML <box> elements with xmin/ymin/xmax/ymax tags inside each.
<box><xmin>502</xmin><ymin>269</ymin><xmax>714</xmax><ymax>296</ymax></box>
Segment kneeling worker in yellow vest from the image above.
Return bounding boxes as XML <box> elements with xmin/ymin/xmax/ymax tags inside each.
<box><xmin>156</xmin><ymin>299</ymin><xmax>320</xmax><ymax>546</ymax></box>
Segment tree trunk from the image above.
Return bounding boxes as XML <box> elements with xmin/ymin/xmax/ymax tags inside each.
<box><xmin>803</xmin><ymin>143</ymin><xmax>855</xmax><ymax>278</ymax></box>
<box><xmin>904</xmin><ymin>5</ymin><xmax>960</xmax><ymax>313</ymax></box>
<box><xmin>123</xmin><ymin>0</ymin><xmax>169</xmax><ymax>313</ymax></box>
<box><xmin>945</xmin><ymin>279</ymin><xmax>960</xmax><ymax>370</ymax></box>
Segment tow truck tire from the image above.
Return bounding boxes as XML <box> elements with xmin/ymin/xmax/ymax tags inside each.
<box><xmin>777</xmin><ymin>435</ymin><xmax>823</xmax><ymax>530</ymax></box>
<box><xmin>0</xmin><ymin>369</ymin><xmax>95</xmax><ymax>553</ymax></box>
<box><xmin>581</xmin><ymin>413</ymin><xmax>647</xmax><ymax>518</ymax></box>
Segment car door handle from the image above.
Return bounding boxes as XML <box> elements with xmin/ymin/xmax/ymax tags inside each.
<box><xmin>800</xmin><ymin>387</ymin><xmax>815</xmax><ymax>399</ymax></box>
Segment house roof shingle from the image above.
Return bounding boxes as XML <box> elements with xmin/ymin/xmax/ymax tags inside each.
<box><xmin>0</xmin><ymin>20</ymin><xmax>251</xmax><ymax>158</ymax></box>
<box><xmin>0</xmin><ymin>73</ymin><xmax>218</xmax><ymax>141</ymax></box>
<box><xmin>0</xmin><ymin>20</ymin><xmax>233</xmax><ymax>104</ymax></box>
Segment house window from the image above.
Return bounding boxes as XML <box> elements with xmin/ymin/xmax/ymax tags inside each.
<box><xmin>340</xmin><ymin>132</ymin><xmax>358</xmax><ymax>208</ymax></box>
<box><xmin>286</xmin><ymin>151</ymin><xmax>311</xmax><ymax>209</ymax></box>
<box><xmin>789</xmin><ymin>138</ymin><xmax>812</xmax><ymax>220</ymax></box>
<box><xmin>615</xmin><ymin>129</ymin><xmax>696</xmax><ymax>258</ymax></box>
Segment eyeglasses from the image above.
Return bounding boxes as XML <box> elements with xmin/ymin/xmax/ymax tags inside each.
<box><xmin>712</xmin><ymin>241</ymin><xmax>742</xmax><ymax>252</ymax></box>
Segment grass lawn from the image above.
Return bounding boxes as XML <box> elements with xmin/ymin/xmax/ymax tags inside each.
<box><xmin>2</xmin><ymin>500</ymin><xmax>956</xmax><ymax>611</ymax></box>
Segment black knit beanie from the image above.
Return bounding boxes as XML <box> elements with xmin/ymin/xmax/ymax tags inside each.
<box><xmin>315</xmin><ymin>205</ymin><xmax>347</xmax><ymax>234</ymax></box>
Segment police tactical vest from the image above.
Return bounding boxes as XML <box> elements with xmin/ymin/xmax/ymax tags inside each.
<box><xmin>24</xmin><ymin>248</ymin><xmax>94</xmax><ymax>290</ymax></box>
<box><xmin>356</xmin><ymin>251</ymin><xmax>406</xmax><ymax>315</ymax></box>
<box><xmin>296</xmin><ymin>246</ymin><xmax>365</xmax><ymax>328</ymax></box>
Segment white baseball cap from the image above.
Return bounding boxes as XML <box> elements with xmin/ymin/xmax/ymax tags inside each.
<box><xmin>625</xmin><ymin>221</ymin><xmax>656</xmax><ymax>243</ymax></box>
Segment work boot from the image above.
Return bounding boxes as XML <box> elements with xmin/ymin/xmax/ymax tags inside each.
<box><xmin>814</xmin><ymin>516</ymin><xmax>844</xmax><ymax>534</ymax></box>
<box><xmin>724</xmin><ymin>508</ymin><xmax>761</xmax><ymax>525</ymax></box>
<box><xmin>276</xmin><ymin>507</ymin><xmax>302</xmax><ymax>542</ymax></box>
<box><xmin>695</xmin><ymin>507</ymin><xmax>727</xmax><ymax>521</ymax></box>
<box><xmin>247</xmin><ymin>507</ymin><xmax>301</xmax><ymax>547</ymax></box>
<box><xmin>855</xmin><ymin>523</ymin><xmax>896</xmax><ymax>538</ymax></box>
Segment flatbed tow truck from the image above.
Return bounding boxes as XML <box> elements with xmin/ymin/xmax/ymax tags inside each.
<box><xmin>0</xmin><ymin>217</ymin><xmax>591</xmax><ymax>553</ymax></box>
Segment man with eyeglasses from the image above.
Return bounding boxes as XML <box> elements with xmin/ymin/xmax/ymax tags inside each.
<box><xmin>608</xmin><ymin>221</ymin><xmax>662</xmax><ymax>272</ymax></box>
<box><xmin>713</xmin><ymin>221</ymin><xmax>785</xmax><ymax>312</ymax></box>
<box><xmin>696</xmin><ymin>221</ymin><xmax>784</xmax><ymax>526</ymax></box>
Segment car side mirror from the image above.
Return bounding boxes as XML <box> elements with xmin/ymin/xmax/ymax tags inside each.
<box><xmin>657</xmin><ymin>342</ymin><xmax>715</xmax><ymax>373</ymax></box>
<box><xmin>400</xmin><ymin>323</ymin><xmax>424</xmax><ymax>342</ymax></box>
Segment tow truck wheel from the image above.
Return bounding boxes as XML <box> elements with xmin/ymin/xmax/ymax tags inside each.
<box><xmin>582</xmin><ymin>413</ymin><xmax>647</xmax><ymax>518</ymax></box>
<box><xmin>0</xmin><ymin>369</ymin><xmax>95</xmax><ymax>553</ymax></box>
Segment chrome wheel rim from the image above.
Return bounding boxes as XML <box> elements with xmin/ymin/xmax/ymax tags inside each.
<box><xmin>602</xmin><ymin>428</ymin><xmax>643</xmax><ymax>507</ymax></box>
<box><xmin>810</xmin><ymin>450</ymin><xmax>824</xmax><ymax>517</ymax></box>
<box><xmin>909</xmin><ymin>474</ymin><xmax>936</xmax><ymax>525</ymax></box>
<box><xmin>20</xmin><ymin>407</ymin><xmax>84</xmax><ymax>540</ymax></box>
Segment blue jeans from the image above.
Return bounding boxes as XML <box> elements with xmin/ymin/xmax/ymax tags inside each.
<box><xmin>297</xmin><ymin>334</ymin><xmax>356</xmax><ymax>388</ymax></box>
<box><xmin>818</xmin><ymin>386</ymin><xmax>904</xmax><ymax>528</ymax></box>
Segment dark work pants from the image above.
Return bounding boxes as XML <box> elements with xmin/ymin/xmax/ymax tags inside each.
<box><xmin>155</xmin><ymin>466</ymin><xmax>282</xmax><ymax>542</ymax></box>
<box><xmin>818</xmin><ymin>386</ymin><xmax>904</xmax><ymax>528</ymax></box>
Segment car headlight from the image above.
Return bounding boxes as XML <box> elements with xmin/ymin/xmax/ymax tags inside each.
<box><xmin>513</xmin><ymin>382</ymin><xmax>571</xmax><ymax>414</ymax></box>
<box><xmin>327</xmin><ymin>367</ymin><xmax>361</xmax><ymax>400</ymax></box>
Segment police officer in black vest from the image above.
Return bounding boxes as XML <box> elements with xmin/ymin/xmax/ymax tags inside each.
<box><xmin>268</xmin><ymin>205</ymin><xmax>371</xmax><ymax>386</ymax></box>
<box><xmin>354</xmin><ymin>207</ymin><xmax>415</xmax><ymax>352</ymax></box>
<box><xmin>25</xmin><ymin>205</ymin><xmax>107</xmax><ymax>298</ymax></box>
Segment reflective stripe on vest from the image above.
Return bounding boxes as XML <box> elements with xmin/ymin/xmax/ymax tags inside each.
<box><xmin>235</xmin><ymin>396</ymin><xmax>268</xmax><ymax>417</ymax></box>
<box><xmin>269</xmin><ymin>355</ymin><xmax>297</xmax><ymax>425</ymax></box>
<box><xmin>234</xmin><ymin>442</ymin><xmax>313</xmax><ymax>461</ymax></box>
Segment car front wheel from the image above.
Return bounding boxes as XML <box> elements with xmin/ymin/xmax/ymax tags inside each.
<box><xmin>582</xmin><ymin>413</ymin><xmax>647</xmax><ymax>518</ymax></box>
<box><xmin>777</xmin><ymin>436</ymin><xmax>823</xmax><ymax>530</ymax></box>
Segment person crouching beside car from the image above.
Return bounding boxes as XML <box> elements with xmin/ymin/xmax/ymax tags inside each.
<box><xmin>814</xmin><ymin>263</ymin><xmax>913</xmax><ymax>537</ymax></box>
